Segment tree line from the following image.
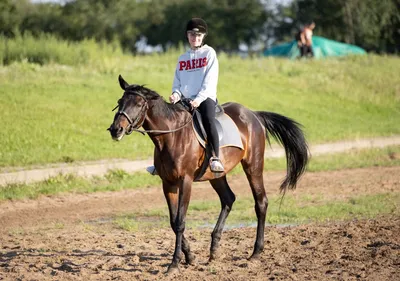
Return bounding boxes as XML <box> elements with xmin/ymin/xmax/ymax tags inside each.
<box><xmin>1</xmin><ymin>0</ymin><xmax>399</xmax><ymax>54</ymax></box>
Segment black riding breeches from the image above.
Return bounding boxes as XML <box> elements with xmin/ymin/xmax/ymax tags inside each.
<box><xmin>198</xmin><ymin>98</ymin><xmax>219</xmax><ymax>157</ymax></box>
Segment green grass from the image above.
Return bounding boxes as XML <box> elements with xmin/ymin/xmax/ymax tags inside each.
<box><xmin>0</xmin><ymin>145</ymin><xmax>399</xmax><ymax>202</ymax></box>
<box><xmin>263</xmin><ymin>145</ymin><xmax>400</xmax><ymax>172</ymax></box>
<box><xmin>0</xmin><ymin>32</ymin><xmax>125</xmax><ymax>68</ymax></box>
<box><xmin>194</xmin><ymin>192</ymin><xmax>399</xmax><ymax>226</ymax></box>
<box><xmin>0</xmin><ymin>38</ymin><xmax>399</xmax><ymax>168</ymax></box>
<box><xmin>0</xmin><ymin>170</ymin><xmax>161</xmax><ymax>201</ymax></box>
<box><xmin>114</xmin><ymin>192</ymin><xmax>399</xmax><ymax>231</ymax></box>
<box><xmin>269</xmin><ymin>193</ymin><xmax>399</xmax><ymax>224</ymax></box>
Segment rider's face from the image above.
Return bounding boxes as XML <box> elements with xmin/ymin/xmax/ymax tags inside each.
<box><xmin>187</xmin><ymin>31</ymin><xmax>205</xmax><ymax>49</ymax></box>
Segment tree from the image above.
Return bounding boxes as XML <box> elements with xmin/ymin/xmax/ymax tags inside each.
<box><xmin>348</xmin><ymin>0</ymin><xmax>398</xmax><ymax>52</ymax></box>
<box><xmin>19</xmin><ymin>3</ymin><xmax>63</xmax><ymax>36</ymax></box>
<box><xmin>0</xmin><ymin>0</ymin><xmax>30</xmax><ymax>37</ymax></box>
<box><xmin>142</xmin><ymin>0</ymin><xmax>268</xmax><ymax>52</ymax></box>
<box><xmin>55</xmin><ymin>0</ymin><xmax>152</xmax><ymax>52</ymax></box>
<box><xmin>272</xmin><ymin>0</ymin><xmax>400</xmax><ymax>53</ymax></box>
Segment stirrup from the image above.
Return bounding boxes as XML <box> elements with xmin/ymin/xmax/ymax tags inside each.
<box><xmin>146</xmin><ymin>165</ymin><xmax>158</xmax><ymax>176</ymax></box>
<box><xmin>209</xmin><ymin>157</ymin><xmax>224</xmax><ymax>173</ymax></box>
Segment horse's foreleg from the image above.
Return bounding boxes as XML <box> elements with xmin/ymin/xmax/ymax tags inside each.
<box><xmin>163</xmin><ymin>177</ymin><xmax>193</xmax><ymax>273</ymax></box>
<box><xmin>163</xmin><ymin>182</ymin><xmax>195</xmax><ymax>266</ymax></box>
<box><xmin>209</xmin><ymin>177</ymin><xmax>236</xmax><ymax>261</ymax></box>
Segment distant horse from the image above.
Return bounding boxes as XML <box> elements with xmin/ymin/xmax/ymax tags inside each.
<box><xmin>108</xmin><ymin>75</ymin><xmax>309</xmax><ymax>273</ymax></box>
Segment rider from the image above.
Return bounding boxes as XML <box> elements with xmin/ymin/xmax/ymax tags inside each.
<box><xmin>146</xmin><ymin>17</ymin><xmax>224</xmax><ymax>175</ymax></box>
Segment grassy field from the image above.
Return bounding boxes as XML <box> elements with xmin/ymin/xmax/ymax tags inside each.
<box><xmin>0</xmin><ymin>36</ymin><xmax>399</xmax><ymax>168</ymax></box>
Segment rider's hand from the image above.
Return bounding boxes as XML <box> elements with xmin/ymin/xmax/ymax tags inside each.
<box><xmin>190</xmin><ymin>100</ymin><xmax>200</xmax><ymax>108</ymax></box>
<box><xmin>169</xmin><ymin>92</ymin><xmax>180</xmax><ymax>104</ymax></box>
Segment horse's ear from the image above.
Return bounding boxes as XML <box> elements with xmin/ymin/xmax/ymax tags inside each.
<box><xmin>118</xmin><ymin>75</ymin><xmax>129</xmax><ymax>90</ymax></box>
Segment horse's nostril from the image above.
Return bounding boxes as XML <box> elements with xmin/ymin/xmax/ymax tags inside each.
<box><xmin>118</xmin><ymin>127</ymin><xmax>124</xmax><ymax>133</ymax></box>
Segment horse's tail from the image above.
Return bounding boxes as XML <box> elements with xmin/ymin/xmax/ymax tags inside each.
<box><xmin>255</xmin><ymin>111</ymin><xmax>309</xmax><ymax>192</ymax></box>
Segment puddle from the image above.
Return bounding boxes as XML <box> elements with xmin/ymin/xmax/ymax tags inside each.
<box><xmin>85</xmin><ymin>216</ymin><xmax>298</xmax><ymax>229</ymax></box>
<box><xmin>199</xmin><ymin>222</ymin><xmax>298</xmax><ymax>230</ymax></box>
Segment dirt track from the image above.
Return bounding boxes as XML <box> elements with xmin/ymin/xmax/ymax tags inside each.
<box><xmin>1</xmin><ymin>136</ymin><xmax>400</xmax><ymax>186</ymax></box>
<box><xmin>1</xmin><ymin>167</ymin><xmax>399</xmax><ymax>280</ymax></box>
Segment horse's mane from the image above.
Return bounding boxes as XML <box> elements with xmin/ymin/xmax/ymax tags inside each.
<box><xmin>125</xmin><ymin>84</ymin><xmax>187</xmax><ymax>118</ymax></box>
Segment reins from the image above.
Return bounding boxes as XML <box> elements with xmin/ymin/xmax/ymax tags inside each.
<box><xmin>129</xmin><ymin>114</ymin><xmax>193</xmax><ymax>135</ymax></box>
<box><xmin>113</xmin><ymin>92</ymin><xmax>194</xmax><ymax>135</ymax></box>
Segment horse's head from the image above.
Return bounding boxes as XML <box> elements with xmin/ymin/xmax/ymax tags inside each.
<box><xmin>108</xmin><ymin>75</ymin><xmax>150</xmax><ymax>141</ymax></box>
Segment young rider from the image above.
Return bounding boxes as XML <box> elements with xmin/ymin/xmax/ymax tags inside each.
<box><xmin>147</xmin><ymin>17</ymin><xmax>224</xmax><ymax>175</ymax></box>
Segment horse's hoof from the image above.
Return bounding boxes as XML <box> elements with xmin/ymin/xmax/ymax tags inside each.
<box><xmin>208</xmin><ymin>252</ymin><xmax>217</xmax><ymax>263</ymax></box>
<box><xmin>209</xmin><ymin>252</ymin><xmax>225</xmax><ymax>263</ymax></box>
<box><xmin>186</xmin><ymin>254</ymin><xmax>197</xmax><ymax>266</ymax></box>
<box><xmin>248</xmin><ymin>253</ymin><xmax>261</xmax><ymax>261</ymax></box>
<box><xmin>166</xmin><ymin>264</ymin><xmax>180</xmax><ymax>275</ymax></box>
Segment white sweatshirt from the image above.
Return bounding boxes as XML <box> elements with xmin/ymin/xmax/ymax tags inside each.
<box><xmin>171</xmin><ymin>44</ymin><xmax>219</xmax><ymax>105</ymax></box>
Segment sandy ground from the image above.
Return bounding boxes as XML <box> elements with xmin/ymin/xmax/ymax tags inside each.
<box><xmin>0</xmin><ymin>166</ymin><xmax>399</xmax><ymax>280</ymax></box>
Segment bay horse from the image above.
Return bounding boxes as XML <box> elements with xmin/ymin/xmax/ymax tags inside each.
<box><xmin>108</xmin><ymin>75</ymin><xmax>309</xmax><ymax>273</ymax></box>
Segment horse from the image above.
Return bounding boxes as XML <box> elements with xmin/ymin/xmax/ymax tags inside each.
<box><xmin>108</xmin><ymin>75</ymin><xmax>309</xmax><ymax>273</ymax></box>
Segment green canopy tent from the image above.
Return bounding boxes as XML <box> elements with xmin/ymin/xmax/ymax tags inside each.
<box><xmin>263</xmin><ymin>36</ymin><xmax>366</xmax><ymax>59</ymax></box>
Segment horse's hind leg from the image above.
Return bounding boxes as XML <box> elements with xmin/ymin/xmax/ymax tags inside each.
<box><xmin>209</xmin><ymin>176</ymin><xmax>236</xmax><ymax>261</ymax></box>
<box><xmin>241</xmin><ymin>160</ymin><xmax>268</xmax><ymax>260</ymax></box>
<box><xmin>162</xmin><ymin>181</ymin><xmax>195</xmax><ymax>267</ymax></box>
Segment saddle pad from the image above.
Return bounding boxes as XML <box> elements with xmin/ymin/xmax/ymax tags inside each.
<box><xmin>193</xmin><ymin>113</ymin><xmax>244</xmax><ymax>150</ymax></box>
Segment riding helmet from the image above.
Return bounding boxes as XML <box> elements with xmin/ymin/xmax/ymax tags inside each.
<box><xmin>186</xmin><ymin>18</ymin><xmax>208</xmax><ymax>35</ymax></box>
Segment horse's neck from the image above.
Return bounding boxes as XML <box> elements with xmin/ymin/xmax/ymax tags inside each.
<box><xmin>143</xmin><ymin>103</ymin><xmax>190</xmax><ymax>151</ymax></box>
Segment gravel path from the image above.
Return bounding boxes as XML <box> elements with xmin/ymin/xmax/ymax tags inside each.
<box><xmin>1</xmin><ymin>136</ymin><xmax>399</xmax><ymax>186</ymax></box>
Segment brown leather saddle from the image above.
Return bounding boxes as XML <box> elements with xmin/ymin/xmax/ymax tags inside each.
<box><xmin>192</xmin><ymin>105</ymin><xmax>243</xmax><ymax>150</ymax></box>
<box><xmin>188</xmin><ymin>102</ymin><xmax>243</xmax><ymax>181</ymax></box>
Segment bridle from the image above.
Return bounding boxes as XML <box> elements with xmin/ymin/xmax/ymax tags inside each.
<box><xmin>112</xmin><ymin>92</ymin><xmax>148</xmax><ymax>135</ymax></box>
<box><xmin>112</xmin><ymin>92</ymin><xmax>193</xmax><ymax>135</ymax></box>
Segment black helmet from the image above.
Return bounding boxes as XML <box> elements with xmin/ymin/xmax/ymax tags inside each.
<box><xmin>186</xmin><ymin>18</ymin><xmax>208</xmax><ymax>35</ymax></box>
